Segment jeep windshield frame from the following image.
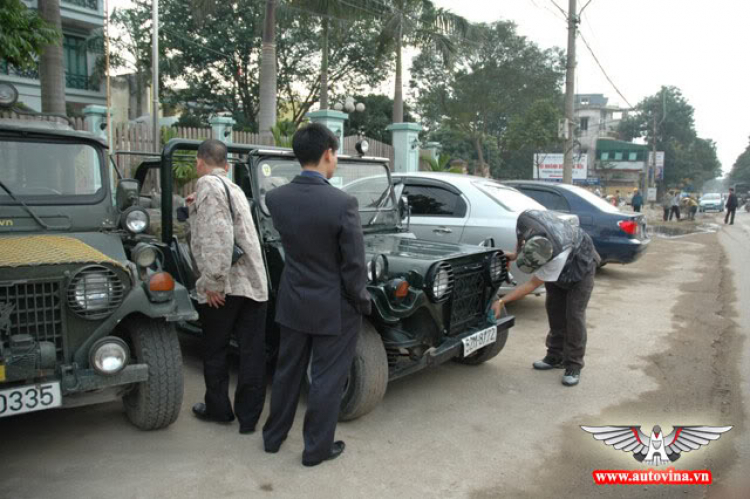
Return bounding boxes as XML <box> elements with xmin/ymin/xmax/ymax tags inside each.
<box><xmin>253</xmin><ymin>155</ymin><xmax>401</xmax><ymax>233</ymax></box>
<box><xmin>0</xmin><ymin>135</ymin><xmax>107</xmax><ymax>206</ymax></box>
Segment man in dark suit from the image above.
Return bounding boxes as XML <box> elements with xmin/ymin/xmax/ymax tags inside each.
<box><xmin>725</xmin><ymin>187</ymin><xmax>738</xmax><ymax>225</ymax></box>
<box><xmin>262</xmin><ymin>123</ymin><xmax>371</xmax><ymax>467</ymax></box>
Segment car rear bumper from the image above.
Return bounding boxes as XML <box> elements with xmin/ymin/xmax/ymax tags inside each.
<box><xmin>597</xmin><ymin>237</ymin><xmax>650</xmax><ymax>264</ymax></box>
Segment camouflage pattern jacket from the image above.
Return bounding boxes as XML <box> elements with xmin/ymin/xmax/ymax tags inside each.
<box><xmin>189</xmin><ymin>168</ymin><xmax>269</xmax><ymax>304</ymax></box>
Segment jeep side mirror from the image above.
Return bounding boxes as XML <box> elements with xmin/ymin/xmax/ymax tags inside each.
<box><xmin>116</xmin><ymin>179</ymin><xmax>140</xmax><ymax>212</ymax></box>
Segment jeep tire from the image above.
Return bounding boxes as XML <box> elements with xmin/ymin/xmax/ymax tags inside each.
<box><xmin>123</xmin><ymin>318</ymin><xmax>184</xmax><ymax>430</ymax></box>
<box><xmin>339</xmin><ymin>321</ymin><xmax>388</xmax><ymax>421</ymax></box>
<box><xmin>453</xmin><ymin>328</ymin><xmax>509</xmax><ymax>366</ymax></box>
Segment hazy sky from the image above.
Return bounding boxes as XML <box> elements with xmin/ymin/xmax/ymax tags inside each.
<box><xmin>432</xmin><ymin>0</ymin><xmax>750</xmax><ymax>175</ymax></box>
<box><xmin>109</xmin><ymin>0</ymin><xmax>749</xmax><ymax>174</ymax></box>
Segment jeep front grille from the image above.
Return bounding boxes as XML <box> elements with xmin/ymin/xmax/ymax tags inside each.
<box><xmin>448</xmin><ymin>268</ymin><xmax>487</xmax><ymax>334</ymax></box>
<box><xmin>0</xmin><ymin>281</ymin><xmax>65</xmax><ymax>361</ymax></box>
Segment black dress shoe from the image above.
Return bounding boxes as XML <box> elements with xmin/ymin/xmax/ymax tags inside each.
<box><xmin>192</xmin><ymin>403</ymin><xmax>235</xmax><ymax>424</ymax></box>
<box><xmin>302</xmin><ymin>441</ymin><xmax>346</xmax><ymax>467</ymax></box>
<box><xmin>239</xmin><ymin>426</ymin><xmax>255</xmax><ymax>435</ymax></box>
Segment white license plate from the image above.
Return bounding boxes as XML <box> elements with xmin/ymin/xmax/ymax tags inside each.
<box><xmin>462</xmin><ymin>326</ymin><xmax>498</xmax><ymax>357</ymax></box>
<box><xmin>0</xmin><ymin>382</ymin><xmax>62</xmax><ymax>418</ymax></box>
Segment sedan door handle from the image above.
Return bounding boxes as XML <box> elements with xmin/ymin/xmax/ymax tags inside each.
<box><xmin>433</xmin><ymin>227</ymin><xmax>452</xmax><ymax>234</ymax></box>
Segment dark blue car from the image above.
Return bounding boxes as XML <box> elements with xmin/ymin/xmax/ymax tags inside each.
<box><xmin>503</xmin><ymin>181</ymin><xmax>650</xmax><ymax>265</ymax></box>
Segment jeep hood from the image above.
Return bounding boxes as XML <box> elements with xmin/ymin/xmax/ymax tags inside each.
<box><xmin>0</xmin><ymin>233</ymin><xmax>127</xmax><ymax>268</ymax></box>
<box><xmin>364</xmin><ymin>234</ymin><xmax>487</xmax><ymax>261</ymax></box>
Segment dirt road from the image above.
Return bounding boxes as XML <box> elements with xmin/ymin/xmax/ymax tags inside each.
<box><xmin>1</xmin><ymin>215</ymin><xmax>748</xmax><ymax>498</ymax></box>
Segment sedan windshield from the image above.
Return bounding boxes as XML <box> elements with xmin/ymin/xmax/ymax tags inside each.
<box><xmin>258</xmin><ymin>159</ymin><xmax>399</xmax><ymax>227</ymax></box>
<box><xmin>0</xmin><ymin>140</ymin><xmax>103</xmax><ymax>204</ymax></box>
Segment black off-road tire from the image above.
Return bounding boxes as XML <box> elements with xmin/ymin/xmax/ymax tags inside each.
<box><xmin>339</xmin><ymin>321</ymin><xmax>389</xmax><ymax>422</ymax></box>
<box><xmin>123</xmin><ymin>318</ymin><xmax>184</xmax><ymax>430</ymax></box>
<box><xmin>453</xmin><ymin>328</ymin><xmax>509</xmax><ymax>366</ymax></box>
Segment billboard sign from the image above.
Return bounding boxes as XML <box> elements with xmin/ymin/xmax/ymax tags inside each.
<box><xmin>533</xmin><ymin>153</ymin><xmax>588</xmax><ymax>180</ymax></box>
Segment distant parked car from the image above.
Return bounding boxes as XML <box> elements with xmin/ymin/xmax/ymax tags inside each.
<box><xmin>387</xmin><ymin>173</ymin><xmax>578</xmax><ymax>293</ymax></box>
<box><xmin>504</xmin><ymin>181</ymin><xmax>650</xmax><ymax>266</ymax></box>
<box><xmin>699</xmin><ymin>193</ymin><xmax>724</xmax><ymax>212</ymax></box>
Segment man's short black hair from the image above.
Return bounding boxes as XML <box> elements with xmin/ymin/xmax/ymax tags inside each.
<box><xmin>292</xmin><ymin>123</ymin><xmax>339</xmax><ymax>167</ymax></box>
<box><xmin>197</xmin><ymin>139</ymin><xmax>228</xmax><ymax>166</ymax></box>
<box><xmin>729</xmin><ymin>187</ymin><xmax>735</xmax><ymax>192</ymax></box>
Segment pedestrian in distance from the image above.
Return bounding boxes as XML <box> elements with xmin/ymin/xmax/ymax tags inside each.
<box><xmin>669</xmin><ymin>192</ymin><xmax>681</xmax><ymax>221</ymax></box>
<box><xmin>725</xmin><ymin>187</ymin><xmax>738</xmax><ymax>225</ymax></box>
<box><xmin>686</xmin><ymin>196</ymin><xmax>699</xmax><ymax>221</ymax></box>
<box><xmin>262</xmin><ymin>123</ymin><xmax>371</xmax><ymax>467</ymax></box>
<box><xmin>632</xmin><ymin>189</ymin><xmax>643</xmax><ymax>213</ymax></box>
<box><xmin>187</xmin><ymin>139</ymin><xmax>270</xmax><ymax>434</ymax></box>
<box><xmin>491</xmin><ymin>210</ymin><xmax>600</xmax><ymax>387</ymax></box>
<box><xmin>660</xmin><ymin>191</ymin><xmax>672</xmax><ymax>221</ymax></box>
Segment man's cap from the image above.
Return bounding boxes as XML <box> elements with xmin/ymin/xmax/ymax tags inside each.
<box><xmin>517</xmin><ymin>235</ymin><xmax>555</xmax><ymax>274</ymax></box>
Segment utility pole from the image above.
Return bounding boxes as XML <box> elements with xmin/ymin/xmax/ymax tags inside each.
<box><xmin>152</xmin><ymin>0</ymin><xmax>160</xmax><ymax>154</ymax></box>
<box><xmin>562</xmin><ymin>0</ymin><xmax>578</xmax><ymax>184</ymax></box>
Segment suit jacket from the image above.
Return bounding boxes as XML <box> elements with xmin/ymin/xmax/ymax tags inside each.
<box><xmin>726</xmin><ymin>193</ymin><xmax>739</xmax><ymax>210</ymax></box>
<box><xmin>265</xmin><ymin>174</ymin><xmax>371</xmax><ymax>336</ymax></box>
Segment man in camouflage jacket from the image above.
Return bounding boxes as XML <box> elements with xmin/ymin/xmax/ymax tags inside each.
<box><xmin>188</xmin><ymin>139</ymin><xmax>269</xmax><ymax>434</ymax></box>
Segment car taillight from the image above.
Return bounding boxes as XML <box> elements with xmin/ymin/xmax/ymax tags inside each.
<box><xmin>618</xmin><ymin>220</ymin><xmax>638</xmax><ymax>236</ymax></box>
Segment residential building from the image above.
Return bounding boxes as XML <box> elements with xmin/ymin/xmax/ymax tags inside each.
<box><xmin>1</xmin><ymin>0</ymin><xmax>106</xmax><ymax>112</ymax></box>
<box><xmin>594</xmin><ymin>139</ymin><xmax>649</xmax><ymax>195</ymax></box>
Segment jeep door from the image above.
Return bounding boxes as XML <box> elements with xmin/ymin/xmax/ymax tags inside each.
<box><xmin>400</xmin><ymin>178</ymin><xmax>469</xmax><ymax>244</ymax></box>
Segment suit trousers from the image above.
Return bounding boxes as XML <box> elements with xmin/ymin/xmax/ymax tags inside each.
<box><xmin>725</xmin><ymin>208</ymin><xmax>736</xmax><ymax>224</ymax></box>
<box><xmin>263</xmin><ymin>323</ymin><xmax>359</xmax><ymax>463</ymax></box>
<box><xmin>198</xmin><ymin>296</ymin><xmax>267</xmax><ymax>429</ymax></box>
<box><xmin>544</xmin><ymin>271</ymin><xmax>595</xmax><ymax>370</ymax></box>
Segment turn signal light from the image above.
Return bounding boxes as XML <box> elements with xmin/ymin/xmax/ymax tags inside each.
<box><xmin>394</xmin><ymin>280</ymin><xmax>409</xmax><ymax>299</ymax></box>
<box><xmin>149</xmin><ymin>272</ymin><xmax>175</xmax><ymax>292</ymax></box>
<box><xmin>618</xmin><ymin>220</ymin><xmax>638</xmax><ymax>236</ymax></box>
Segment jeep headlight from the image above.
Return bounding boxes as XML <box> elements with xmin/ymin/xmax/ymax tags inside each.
<box><xmin>68</xmin><ymin>266</ymin><xmax>125</xmax><ymax>319</ymax></box>
<box><xmin>133</xmin><ymin>242</ymin><xmax>160</xmax><ymax>268</ymax></box>
<box><xmin>121</xmin><ymin>206</ymin><xmax>150</xmax><ymax>234</ymax></box>
<box><xmin>367</xmin><ymin>254</ymin><xmax>388</xmax><ymax>283</ymax></box>
<box><xmin>488</xmin><ymin>252</ymin><xmax>505</xmax><ymax>283</ymax></box>
<box><xmin>428</xmin><ymin>262</ymin><xmax>454</xmax><ymax>302</ymax></box>
<box><xmin>89</xmin><ymin>337</ymin><xmax>130</xmax><ymax>375</ymax></box>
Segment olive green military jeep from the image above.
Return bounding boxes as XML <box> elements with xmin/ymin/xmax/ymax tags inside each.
<box><xmin>137</xmin><ymin>139</ymin><xmax>515</xmax><ymax>421</ymax></box>
<box><xmin>0</xmin><ymin>110</ymin><xmax>196</xmax><ymax>429</ymax></box>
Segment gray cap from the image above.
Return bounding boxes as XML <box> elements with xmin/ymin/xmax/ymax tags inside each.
<box><xmin>516</xmin><ymin>236</ymin><xmax>554</xmax><ymax>274</ymax></box>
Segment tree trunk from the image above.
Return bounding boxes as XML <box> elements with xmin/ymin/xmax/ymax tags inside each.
<box><xmin>258</xmin><ymin>0</ymin><xmax>277</xmax><ymax>138</ymax></box>
<box><xmin>38</xmin><ymin>0</ymin><xmax>66</xmax><ymax>114</ymax></box>
<box><xmin>319</xmin><ymin>18</ymin><xmax>329</xmax><ymax>111</ymax></box>
<box><xmin>475</xmin><ymin>136</ymin><xmax>488</xmax><ymax>177</ymax></box>
<box><xmin>135</xmin><ymin>73</ymin><xmax>143</xmax><ymax>118</ymax></box>
<box><xmin>392</xmin><ymin>19</ymin><xmax>404</xmax><ymax>123</ymax></box>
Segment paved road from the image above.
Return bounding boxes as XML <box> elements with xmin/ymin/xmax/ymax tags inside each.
<box><xmin>1</xmin><ymin>216</ymin><xmax>748</xmax><ymax>498</ymax></box>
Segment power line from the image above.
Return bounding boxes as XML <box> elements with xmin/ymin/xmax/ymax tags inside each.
<box><xmin>548</xmin><ymin>0</ymin><xmax>568</xmax><ymax>19</ymax></box>
<box><xmin>527</xmin><ymin>0</ymin><xmax>566</xmax><ymax>23</ymax></box>
<box><xmin>578</xmin><ymin>30</ymin><xmax>632</xmax><ymax>108</ymax></box>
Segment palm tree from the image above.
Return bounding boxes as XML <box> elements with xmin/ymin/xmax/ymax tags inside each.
<box><xmin>38</xmin><ymin>0</ymin><xmax>65</xmax><ymax>114</ymax></box>
<box><xmin>258</xmin><ymin>0</ymin><xmax>278</xmax><ymax>137</ymax></box>
<box><xmin>377</xmin><ymin>0</ymin><xmax>470</xmax><ymax>123</ymax></box>
<box><xmin>291</xmin><ymin>0</ymin><xmax>365</xmax><ymax>111</ymax></box>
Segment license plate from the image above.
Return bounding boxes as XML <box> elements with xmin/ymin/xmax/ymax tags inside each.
<box><xmin>462</xmin><ymin>326</ymin><xmax>497</xmax><ymax>357</ymax></box>
<box><xmin>0</xmin><ymin>382</ymin><xmax>62</xmax><ymax>418</ymax></box>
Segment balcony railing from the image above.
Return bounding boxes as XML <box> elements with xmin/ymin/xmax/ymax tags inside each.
<box><xmin>1</xmin><ymin>62</ymin><xmax>99</xmax><ymax>92</ymax></box>
<box><xmin>62</xmin><ymin>0</ymin><xmax>99</xmax><ymax>10</ymax></box>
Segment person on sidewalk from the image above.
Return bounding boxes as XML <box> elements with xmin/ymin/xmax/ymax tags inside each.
<box><xmin>188</xmin><ymin>139</ymin><xmax>269</xmax><ymax>434</ymax></box>
<box><xmin>660</xmin><ymin>191</ymin><xmax>672</xmax><ymax>221</ymax></box>
<box><xmin>262</xmin><ymin>123</ymin><xmax>370</xmax><ymax>467</ymax></box>
<box><xmin>491</xmin><ymin>210</ymin><xmax>600</xmax><ymax>387</ymax></box>
<box><xmin>631</xmin><ymin>189</ymin><xmax>643</xmax><ymax>213</ymax></box>
<box><xmin>725</xmin><ymin>187</ymin><xmax>738</xmax><ymax>225</ymax></box>
<box><xmin>686</xmin><ymin>196</ymin><xmax>699</xmax><ymax>221</ymax></box>
<box><xmin>669</xmin><ymin>192</ymin><xmax>681</xmax><ymax>221</ymax></box>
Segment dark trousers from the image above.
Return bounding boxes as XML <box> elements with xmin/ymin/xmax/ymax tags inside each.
<box><xmin>633</xmin><ymin>205</ymin><xmax>641</xmax><ymax>213</ymax></box>
<box><xmin>544</xmin><ymin>271</ymin><xmax>595</xmax><ymax>370</ymax></box>
<box><xmin>725</xmin><ymin>208</ymin><xmax>736</xmax><ymax>224</ymax></box>
<box><xmin>663</xmin><ymin>207</ymin><xmax>670</xmax><ymax>221</ymax></box>
<box><xmin>263</xmin><ymin>323</ymin><xmax>359</xmax><ymax>463</ymax></box>
<box><xmin>198</xmin><ymin>296</ymin><xmax>267</xmax><ymax>429</ymax></box>
<box><xmin>689</xmin><ymin>206</ymin><xmax>698</xmax><ymax>220</ymax></box>
<box><xmin>669</xmin><ymin>206</ymin><xmax>681</xmax><ymax>221</ymax></box>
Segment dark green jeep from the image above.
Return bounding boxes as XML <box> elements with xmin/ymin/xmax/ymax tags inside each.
<box><xmin>141</xmin><ymin>139</ymin><xmax>515</xmax><ymax>421</ymax></box>
<box><xmin>0</xmin><ymin>121</ymin><xmax>196</xmax><ymax>429</ymax></box>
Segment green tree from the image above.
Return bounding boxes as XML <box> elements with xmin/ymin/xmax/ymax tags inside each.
<box><xmin>109</xmin><ymin>7</ymin><xmax>153</xmax><ymax>118</ymax></box>
<box><xmin>377</xmin><ymin>0</ymin><xmax>470</xmax><ymax>123</ymax></box>
<box><xmin>343</xmin><ymin>94</ymin><xmax>413</xmax><ymax>144</ymax></box>
<box><xmin>412</xmin><ymin>20</ymin><xmax>564</xmax><ymax>177</ymax></box>
<box><xmin>619</xmin><ymin>86</ymin><xmax>721</xmax><ymax>188</ymax></box>
<box><xmin>729</xmin><ymin>136</ymin><xmax>750</xmax><ymax>185</ymax></box>
<box><xmin>502</xmin><ymin>99</ymin><xmax>562</xmax><ymax>179</ymax></box>
<box><xmin>0</xmin><ymin>0</ymin><xmax>59</xmax><ymax>68</ymax></box>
